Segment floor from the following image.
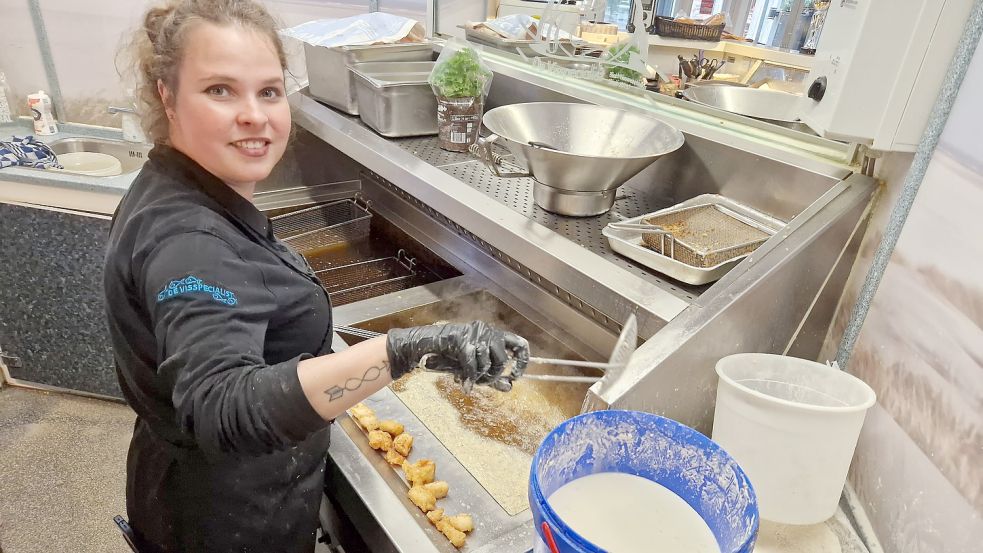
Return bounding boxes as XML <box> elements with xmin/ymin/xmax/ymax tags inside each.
<box><xmin>0</xmin><ymin>383</ymin><xmax>340</xmax><ymax>553</ymax></box>
<box><xmin>0</xmin><ymin>385</ymin><xmax>134</xmax><ymax>553</ymax></box>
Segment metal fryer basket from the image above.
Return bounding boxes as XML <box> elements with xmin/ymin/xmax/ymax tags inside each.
<box><xmin>269</xmin><ymin>197</ymin><xmax>371</xmax><ymax>255</ymax></box>
<box><xmin>316</xmin><ymin>249</ymin><xmax>417</xmax><ymax>306</ymax></box>
<box><xmin>641</xmin><ymin>203</ymin><xmax>771</xmax><ymax>268</ymax></box>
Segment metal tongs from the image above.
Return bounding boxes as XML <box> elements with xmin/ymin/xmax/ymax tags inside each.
<box><xmin>334</xmin><ymin>315</ymin><xmax>637</xmax><ymax>390</ymax></box>
<box><xmin>522</xmin><ymin>314</ymin><xmax>637</xmax><ymax>387</ymax></box>
<box><xmin>606</xmin><ymin>220</ymin><xmax>670</xmax><ymax>235</ymax></box>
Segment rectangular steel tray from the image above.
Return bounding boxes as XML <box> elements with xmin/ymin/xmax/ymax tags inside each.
<box><xmin>305</xmin><ymin>42</ymin><xmax>433</xmax><ymax>115</ymax></box>
<box><xmin>603</xmin><ymin>194</ymin><xmax>785</xmax><ymax>285</ymax></box>
<box><xmin>462</xmin><ymin>26</ymin><xmax>542</xmax><ymax>57</ymax></box>
<box><xmin>351</xmin><ymin>61</ymin><xmax>438</xmax><ymax>138</ymax></box>
<box><xmin>461</xmin><ymin>26</ymin><xmax>581</xmax><ymax>58</ymax></box>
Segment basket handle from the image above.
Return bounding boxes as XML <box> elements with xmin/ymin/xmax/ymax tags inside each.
<box><xmin>352</xmin><ymin>193</ymin><xmax>372</xmax><ymax>211</ymax></box>
<box><xmin>396</xmin><ymin>249</ymin><xmax>417</xmax><ymax>271</ymax></box>
<box><xmin>469</xmin><ymin>133</ymin><xmax>531</xmax><ymax>179</ymax></box>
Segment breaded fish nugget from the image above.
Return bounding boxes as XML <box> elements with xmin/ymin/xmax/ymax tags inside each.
<box><xmin>378</xmin><ymin>420</ymin><xmax>404</xmax><ymax>436</ymax></box>
<box><xmin>436</xmin><ymin>518</ymin><xmax>467</xmax><ymax>547</ymax></box>
<box><xmin>407</xmin><ymin>485</ymin><xmax>436</xmax><ymax>513</ymax></box>
<box><xmin>402</xmin><ymin>459</ymin><xmax>435</xmax><ymax>486</ymax></box>
<box><xmin>368</xmin><ymin>429</ymin><xmax>393</xmax><ymax>451</ymax></box>
<box><xmin>384</xmin><ymin>448</ymin><xmax>405</xmax><ymax>466</ymax></box>
<box><xmin>393</xmin><ymin>433</ymin><xmax>413</xmax><ymax>456</ymax></box>
<box><xmin>445</xmin><ymin>514</ymin><xmax>473</xmax><ymax>533</ymax></box>
<box><xmin>426</xmin><ymin>508</ymin><xmax>444</xmax><ymax>524</ymax></box>
<box><xmin>357</xmin><ymin>414</ymin><xmax>380</xmax><ymax>432</ymax></box>
<box><xmin>423</xmin><ymin>481</ymin><xmax>448</xmax><ymax>499</ymax></box>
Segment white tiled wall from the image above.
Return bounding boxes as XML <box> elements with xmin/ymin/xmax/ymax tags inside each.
<box><xmin>0</xmin><ymin>0</ymin><xmax>426</xmax><ymax>126</ymax></box>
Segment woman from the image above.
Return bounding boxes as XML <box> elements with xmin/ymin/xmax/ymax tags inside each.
<box><xmin>104</xmin><ymin>2</ymin><xmax>529</xmax><ymax>552</ymax></box>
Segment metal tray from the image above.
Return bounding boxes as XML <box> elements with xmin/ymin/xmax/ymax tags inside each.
<box><xmin>351</xmin><ymin>61</ymin><xmax>438</xmax><ymax>137</ymax></box>
<box><xmin>603</xmin><ymin>194</ymin><xmax>785</xmax><ymax>285</ymax></box>
<box><xmin>462</xmin><ymin>26</ymin><xmax>543</xmax><ymax>57</ymax></box>
<box><xmin>305</xmin><ymin>42</ymin><xmax>433</xmax><ymax>115</ymax></box>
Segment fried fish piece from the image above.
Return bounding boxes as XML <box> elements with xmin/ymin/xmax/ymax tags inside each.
<box><xmin>402</xmin><ymin>459</ymin><xmax>435</xmax><ymax>486</ymax></box>
<box><xmin>384</xmin><ymin>448</ymin><xmax>406</xmax><ymax>466</ymax></box>
<box><xmin>435</xmin><ymin>517</ymin><xmax>467</xmax><ymax>548</ymax></box>
<box><xmin>407</xmin><ymin>485</ymin><xmax>436</xmax><ymax>513</ymax></box>
<box><xmin>368</xmin><ymin>429</ymin><xmax>393</xmax><ymax>451</ymax></box>
<box><xmin>445</xmin><ymin>514</ymin><xmax>473</xmax><ymax>533</ymax></box>
<box><xmin>393</xmin><ymin>433</ymin><xmax>413</xmax><ymax>457</ymax></box>
<box><xmin>422</xmin><ymin>481</ymin><xmax>448</xmax><ymax>499</ymax></box>
<box><xmin>356</xmin><ymin>414</ymin><xmax>380</xmax><ymax>432</ymax></box>
<box><xmin>426</xmin><ymin>508</ymin><xmax>444</xmax><ymax>524</ymax></box>
<box><xmin>349</xmin><ymin>403</ymin><xmax>374</xmax><ymax>419</ymax></box>
<box><xmin>425</xmin><ymin>507</ymin><xmax>473</xmax><ymax>547</ymax></box>
<box><xmin>378</xmin><ymin>420</ymin><xmax>404</xmax><ymax>437</ymax></box>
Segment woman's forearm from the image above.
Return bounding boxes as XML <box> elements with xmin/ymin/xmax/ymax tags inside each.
<box><xmin>297</xmin><ymin>335</ymin><xmax>393</xmax><ymax>421</ymax></box>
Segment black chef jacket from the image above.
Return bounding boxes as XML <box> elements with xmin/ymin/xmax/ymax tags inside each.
<box><xmin>104</xmin><ymin>144</ymin><xmax>333</xmax><ymax>553</ymax></box>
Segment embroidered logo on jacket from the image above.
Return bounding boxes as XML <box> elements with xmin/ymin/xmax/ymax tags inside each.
<box><xmin>156</xmin><ymin>275</ymin><xmax>238</xmax><ymax>306</ymax></box>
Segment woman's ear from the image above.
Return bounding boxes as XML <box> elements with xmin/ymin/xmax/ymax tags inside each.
<box><xmin>157</xmin><ymin>79</ymin><xmax>174</xmax><ymax>119</ymax></box>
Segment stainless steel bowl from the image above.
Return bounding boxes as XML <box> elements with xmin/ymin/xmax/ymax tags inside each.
<box><xmin>474</xmin><ymin>102</ymin><xmax>684</xmax><ymax>216</ymax></box>
<box><xmin>681</xmin><ymin>86</ymin><xmax>805</xmax><ymax>123</ymax></box>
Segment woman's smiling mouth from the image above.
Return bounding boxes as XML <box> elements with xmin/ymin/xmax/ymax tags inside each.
<box><xmin>231</xmin><ymin>139</ymin><xmax>270</xmax><ymax>156</ymax></box>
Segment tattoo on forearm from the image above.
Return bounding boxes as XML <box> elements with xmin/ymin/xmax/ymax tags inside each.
<box><xmin>323</xmin><ymin>361</ymin><xmax>390</xmax><ymax>401</ymax></box>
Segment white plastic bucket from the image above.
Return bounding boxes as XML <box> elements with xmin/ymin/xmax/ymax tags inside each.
<box><xmin>712</xmin><ymin>353</ymin><xmax>876</xmax><ymax>525</ymax></box>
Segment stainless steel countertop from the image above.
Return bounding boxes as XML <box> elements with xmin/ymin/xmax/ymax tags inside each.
<box><xmin>290</xmin><ymin>91</ymin><xmax>693</xmax><ymax>335</ymax></box>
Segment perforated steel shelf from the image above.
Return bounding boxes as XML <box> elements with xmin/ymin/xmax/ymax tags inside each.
<box><xmin>392</xmin><ymin>136</ymin><xmax>708</xmax><ymax>302</ymax></box>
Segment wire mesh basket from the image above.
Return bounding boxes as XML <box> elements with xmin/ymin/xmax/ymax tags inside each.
<box><xmin>640</xmin><ymin>203</ymin><xmax>770</xmax><ymax>268</ymax></box>
<box><xmin>316</xmin><ymin>249</ymin><xmax>417</xmax><ymax>306</ymax></box>
<box><xmin>269</xmin><ymin>197</ymin><xmax>371</xmax><ymax>255</ymax></box>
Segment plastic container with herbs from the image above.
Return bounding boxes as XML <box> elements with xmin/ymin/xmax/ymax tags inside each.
<box><xmin>428</xmin><ymin>45</ymin><xmax>493</xmax><ymax>152</ymax></box>
<box><xmin>603</xmin><ymin>42</ymin><xmax>645</xmax><ymax>88</ymax></box>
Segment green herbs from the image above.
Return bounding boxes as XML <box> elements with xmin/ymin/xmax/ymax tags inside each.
<box><xmin>429</xmin><ymin>47</ymin><xmax>492</xmax><ymax>99</ymax></box>
<box><xmin>604</xmin><ymin>43</ymin><xmax>644</xmax><ymax>86</ymax></box>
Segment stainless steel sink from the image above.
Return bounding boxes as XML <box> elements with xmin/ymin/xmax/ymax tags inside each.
<box><xmin>48</xmin><ymin>137</ymin><xmax>151</xmax><ymax>174</ymax></box>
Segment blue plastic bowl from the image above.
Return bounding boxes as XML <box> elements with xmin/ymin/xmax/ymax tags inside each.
<box><xmin>529</xmin><ymin>410</ymin><xmax>759</xmax><ymax>553</ymax></box>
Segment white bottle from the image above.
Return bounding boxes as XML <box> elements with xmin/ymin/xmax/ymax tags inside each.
<box><xmin>0</xmin><ymin>72</ymin><xmax>13</xmax><ymax>124</ymax></box>
<box><xmin>27</xmin><ymin>90</ymin><xmax>58</xmax><ymax>135</ymax></box>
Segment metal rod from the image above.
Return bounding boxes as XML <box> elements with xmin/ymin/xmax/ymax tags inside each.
<box><xmin>521</xmin><ymin>374</ymin><xmax>602</xmax><ymax>383</ymax></box>
<box><xmin>28</xmin><ymin>0</ymin><xmax>66</xmax><ymax>123</ymax></box>
<box><xmin>606</xmin><ymin>222</ymin><xmax>670</xmax><ymax>234</ymax></box>
<box><xmin>335</xmin><ymin>325</ymin><xmax>383</xmax><ymax>338</ymax></box>
<box><xmin>528</xmin><ymin>356</ymin><xmax>617</xmax><ymax>370</ymax></box>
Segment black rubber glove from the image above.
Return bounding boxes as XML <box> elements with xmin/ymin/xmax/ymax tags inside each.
<box><xmin>386</xmin><ymin>321</ymin><xmax>530</xmax><ymax>392</ymax></box>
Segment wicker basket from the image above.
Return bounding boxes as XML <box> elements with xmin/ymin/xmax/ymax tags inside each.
<box><xmin>651</xmin><ymin>16</ymin><xmax>724</xmax><ymax>41</ymax></box>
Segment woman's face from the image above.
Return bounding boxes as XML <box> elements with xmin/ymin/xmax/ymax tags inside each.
<box><xmin>161</xmin><ymin>22</ymin><xmax>290</xmax><ymax>194</ymax></box>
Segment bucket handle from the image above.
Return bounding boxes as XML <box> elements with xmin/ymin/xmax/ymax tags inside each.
<box><xmin>469</xmin><ymin>133</ymin><xmax>531</xmax><ymax>179</ymax></box>
<box><xmin>541</xmin><ymin>522</ymin><xmax>561</xmax><ymax>553</ymax></box>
